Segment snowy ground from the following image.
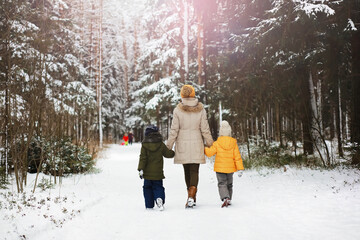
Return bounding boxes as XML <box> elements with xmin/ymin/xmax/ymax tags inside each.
<box><xmin>1</xmin><ymin>143</ymin><xmax>360</xmax><ymax>240</ymax></box>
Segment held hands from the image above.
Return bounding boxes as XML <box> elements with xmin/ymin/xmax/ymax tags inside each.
<box><xmin>139</xmin><ymin>170</ymin><xmax>144</xmax><ymax>179</ymax></box>
<box><xmin>237</xmin><ymin>170</ymin><xmax>243</xmax><ymax>178</ymax></box>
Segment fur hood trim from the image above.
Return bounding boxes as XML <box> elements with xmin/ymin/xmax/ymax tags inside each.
<box><xmin>177</xmin><ymin>102</ymin><xmax>204</xmax><ymax>113</ymax></box>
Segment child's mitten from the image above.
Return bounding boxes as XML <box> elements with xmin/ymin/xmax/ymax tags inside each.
<box><xmin>139</xmin><ymin>170</ymin><xmax>144</xmax><ymax>179</ymax></box>
<box><xmin>237</xmin><ymin>170</ymin><xmax>243</xmax><ymax>178</ymax></box>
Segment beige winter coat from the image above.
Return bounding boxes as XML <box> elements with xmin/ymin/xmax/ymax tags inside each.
<box><xmin>167</xmin><ymin>98</ymin><xmax>214</xmax><ymax>164</ymax></box>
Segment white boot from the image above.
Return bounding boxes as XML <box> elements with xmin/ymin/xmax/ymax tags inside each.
<box><xmin>156</xmin><ymin>198</ymin><xmax>164</xmax><ymax>211</ymax></box>
<box><xmin>186</xmin><ymin>197</ymin><xmax>195</xmax><ymax>208</ymax></box>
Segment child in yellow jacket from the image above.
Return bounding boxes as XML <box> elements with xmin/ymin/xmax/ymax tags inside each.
<box><xmin>205</xmin><ymin>120</ymin><xmax>244</xmax><ymax>208</ymax></box>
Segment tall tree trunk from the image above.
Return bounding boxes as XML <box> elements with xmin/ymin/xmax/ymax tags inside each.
<box><xmin>197</xmin><ymin>11</ymin><xmax>205</xmax><ymax>85</ymax></box>
<box><xmin>89</xmin><ymin>2</ymin><xmax>95</xmax><ymax>89</ymax></box>
<box><xmin>335</xmin><ymin>78</ymin><xmax>343</xmax><ymax>157</ymax></box>
<box><xmin>209</xmin><ymin>113</ymin><xmax>218</xmax><ymax>140</ymax></box>
<box><xmin>178</xmin><ymin>0</ymin><xmax>185</xmax><ymax>84</ymax></box>
<box><xmin>183</xmin><ymin>0</ymin><xmax>189</xmax><ymax>81</ymax></box>
<box><xmin>4</xmin><ymin>40</ymin><xmax>10</xmax><ymax>177</ymax></box>
<box><xmin>300</xmin><ymin>69</ymin><xmax>314</xmax><ymax>155</ymax></box>
<box><xmin>123</xmin><ymin>39</ymin><xmax>129</xmax><ymax>105</ymax></box>
<box><xmin>98</xmin><ymin>0</ymin><xmax>103</xmax><ymax>148</ymax></box>
<box><xmin>245</xmin><ymin>119</ymin><xmax>251</xmax><ymax>160</ymax></box>
<box><xmin>292</xmin><ymin>110</ymin><xmax>297</xmax><ymax>157</ymax></box>
<box><xmin>351</xmin><ymin>0</ymin><xmax>360</xmax><ymax>164</ymax></box>
<box><xmin>133</xmin><ymin>21</ymin><xmax>140</xmax><ymax>83</ymax></box>
<box><xmin>275</xmin><ymin>102</ymin><xmax>282</xmax><ymax>146</ymax></box>
<box><xmin>179</xmin><ymin>0</ymin><xmax>188</xmax><ymax>83</ymax></box>
<box><xmin>329</xmin><ymin>37</ymin><xmax>343</xmax><ymax>157</ymax></box>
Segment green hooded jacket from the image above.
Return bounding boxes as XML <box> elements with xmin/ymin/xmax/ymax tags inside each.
<box><xmin>138</xmin><ymin>132</ymin><xmax>175</xmax><ymax>180</ymax></box>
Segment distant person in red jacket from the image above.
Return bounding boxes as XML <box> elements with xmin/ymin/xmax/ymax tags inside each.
<box><xmin>123</xmin><ymin>133</ymin><xmax>129</xmax><ymax>146</ymax></box>
<box><xmin>128</xmin><ymin>132</ymin><xmax>134</xmax><ymax>145</ymax></box>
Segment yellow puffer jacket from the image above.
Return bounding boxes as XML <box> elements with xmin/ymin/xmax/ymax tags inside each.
<box><xmin>205</xmin><ymin>136</ymin><xmax>244</xmax><ymax>173</ymax></box>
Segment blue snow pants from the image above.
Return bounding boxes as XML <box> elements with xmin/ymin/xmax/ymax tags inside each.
<box><xmin>143</xmin><ymin>179</ymin><xmax>165</xmax><ymax>208</ymax></box>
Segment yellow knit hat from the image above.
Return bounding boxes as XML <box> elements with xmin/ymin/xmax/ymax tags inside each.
<box><xmin>180</xmin><ymin>85</ymin><xmax>195</xmax><ymax>98</ymax></box>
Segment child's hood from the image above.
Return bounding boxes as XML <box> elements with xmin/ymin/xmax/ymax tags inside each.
<box><xmin>217</xmin><ymin>136</ymin><xmax>237</xmax><ymax>150</ymax></box>
<box><xmin>142</xmin><ymin>132</ymin><xmax>163</xmax><ymax>152</ymax></box>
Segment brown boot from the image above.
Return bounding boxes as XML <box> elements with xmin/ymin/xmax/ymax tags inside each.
<box><xmin>186</xmin><ymin>186</ymin><xmax>197</xmax><ymax>208</ymax></box>
<box><xmin>192</xmin><ymin>186</ymin><xmax>197</xmax><ymax>206</ymax></box>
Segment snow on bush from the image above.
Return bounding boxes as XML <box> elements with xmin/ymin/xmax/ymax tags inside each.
<box><xmin>0</xmin><ymin>190</ymin><xmax>81</xmax><ymax>238</ymax></box>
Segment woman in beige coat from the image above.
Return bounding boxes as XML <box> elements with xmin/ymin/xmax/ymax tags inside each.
<box><xmin>167</xmin><ymin>85</ymin><xmax>213</xmax><ymax>208</ymax></box>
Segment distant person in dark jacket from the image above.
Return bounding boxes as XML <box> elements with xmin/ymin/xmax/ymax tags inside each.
<box><xmin>138</xmin><ymin>125</ymin><xmax>175</xmax><ymax>210</ymax></box>
<box><xmin>128</xmin><ymin>132</ymin><xmax>133</xmax><ymax>145</ymax></box>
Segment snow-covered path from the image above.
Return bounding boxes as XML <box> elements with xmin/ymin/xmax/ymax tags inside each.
<box><xmin>2</xmin><ymin>143</ymin><xmax>360</xmax><ymax>240</ymax></box>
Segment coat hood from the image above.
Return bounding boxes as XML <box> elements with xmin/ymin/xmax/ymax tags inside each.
<box><xmin>217</xmin><ymin>136</ymin><xmax>237</xmax><ymax>150</ymax></box>
<box><xmin>177</xmin><ymin>98</ymin><xmax>203</xmax><ymax>113</ymax></box>
<box><xmin>142</xmin><ymin>132</ymin><xmax>163</xmax><ymax>152</ymax></box>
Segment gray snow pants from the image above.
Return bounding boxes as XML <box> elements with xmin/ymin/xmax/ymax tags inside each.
<box><xmin>216</xmin><ymin>172</ymin><xmax>234</xmax><ymax>201</ymax></box>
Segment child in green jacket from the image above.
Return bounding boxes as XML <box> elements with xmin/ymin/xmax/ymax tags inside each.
<box><xmin>138</xmin><ymin>125</ymin><xmax>175</xmax><ymax>210</ymax></box>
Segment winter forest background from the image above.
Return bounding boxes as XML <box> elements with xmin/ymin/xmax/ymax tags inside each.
<box><xmin>1</xmin><ymin>0</ymin><xmax>360</xmax><ymax>192</ymax></box>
